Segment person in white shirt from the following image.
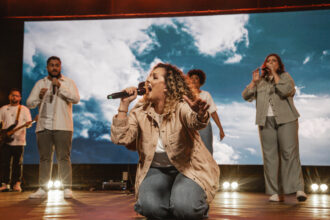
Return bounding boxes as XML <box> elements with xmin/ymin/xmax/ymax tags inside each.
<box><xmin>0</xmin><ymin>88</ymin><xmax>32</xmax><ymax>192</ymax></box>
<box><xmin>187</xmin><ymin>69</ymin><xmax>225</xmax><ymax>155</ymax></box>
<box><xmin>27</xmin><ymin>56</ymin><xmax>80</xmax><ymax>199</ymax></box>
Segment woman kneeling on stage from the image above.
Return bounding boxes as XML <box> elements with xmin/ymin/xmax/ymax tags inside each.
<box><xmin>111</xmin><ymin>63</ymin><xmax>220</xmax><ymax>219</ymax></box>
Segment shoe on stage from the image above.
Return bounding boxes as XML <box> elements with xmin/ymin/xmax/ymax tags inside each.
<box><xmin>0</xmin><ymin>183</ymin><xmax>10</xmax><ymax>192</ymax></box>
<box><xmin>13</xmin><ymin>182</ymin><xmax>22</xmax><ymax>192</ymax></box>
<box><xmin>296</xmin><ymin>191</ymin><xmax>307</xmax><ymax>202</ymax></box>
<box><xmin>269</xmin><ymin>194</ymin><xmax>284</xmax><ymax>202</ymax></box>
<box><xmin>64</xmin><ymin>188</ymin><xmax>73</xmax><ymax>199</ymax></box>
<box><xmin>29</xmin><ymin>188</ymin><xmax>47</xmax><ymax>199</ymax></box>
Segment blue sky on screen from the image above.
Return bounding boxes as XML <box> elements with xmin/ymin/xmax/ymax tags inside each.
<box><xmin>22</xmin><ymin>10</ymin><xmax>330</xmax><ymax>165</ymax></box>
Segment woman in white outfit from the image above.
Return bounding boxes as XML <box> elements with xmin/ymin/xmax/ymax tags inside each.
<box><xmin>187</xmin><ymin>69</ymin><xmax>225</xmax><ymax>155</ymax></box>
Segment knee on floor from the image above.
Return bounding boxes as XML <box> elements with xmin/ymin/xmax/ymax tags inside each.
<box><xmin>171</xmin><ymin>200</ymin><xmax>206</xmax><ymax>220</ymax></box>
<box><xmin>134</xmin><ymin>200</ymin><xmax>169</xmax><ymax>219</ymax></box>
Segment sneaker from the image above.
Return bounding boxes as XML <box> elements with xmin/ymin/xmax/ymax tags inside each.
<box><xmin>0</xmin><ymin>183</ymin><xmax>10</xmax><ymax>192</ymax></box>
<box><xmin>29</xmin><ymin>188</ymin><xmax>47</xmax><ymax>199</ymax></box>
<box><xmin>13</xmin><ymin>182</ymin><xmax>22</xmax><ymax>192</ymax></box>
<box><xmin>296</xmin><ymin>191</ymin><xmax>307</xmax><ymax>202</ymax></box>
<box><xmin>64</xmin><ymin>188</ymin><xmax>73</xmax><ymax>199</ymax></box>
<box><xmin>269</xmin><ymin>194</ymin><xmax>284</xmax><ymax>202</ymax></box>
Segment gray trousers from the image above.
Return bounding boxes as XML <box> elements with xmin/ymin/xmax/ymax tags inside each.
<box><xmin>199</xmin><ymin>122</ymin><xmax>213</xmax><ymax>155</ymax></box>
<box><xmin>135</xmin><ymin>167</ymin><xmax>209</xmax><ymax>220</ymax></box>
<box><xmin>259</xmin><ymin>117</ymin><xmax>304</xmax><ymax>195</ymax></box>
<box><xmin>36</xmin><ymin>130</ymin><xmax>73</xmax><ymax>189</ymax></box>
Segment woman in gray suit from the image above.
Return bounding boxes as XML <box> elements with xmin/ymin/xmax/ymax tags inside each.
<box><xmin>242</xmin><ymin>53</ymin><xmax>307</xmax><ymax>202</ymax></box>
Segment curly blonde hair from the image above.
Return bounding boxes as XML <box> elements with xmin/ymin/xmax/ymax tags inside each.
<box><xmin>143</xmin><ymin>63</ymin><xmax>198</xmax><ymax>116</ymax></box>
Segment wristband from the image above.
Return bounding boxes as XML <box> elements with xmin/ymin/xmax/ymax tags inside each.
<box><xmin>118</xmin><ymin>109</ymin><xmax>128</xmax><ymax>113</ymax></box>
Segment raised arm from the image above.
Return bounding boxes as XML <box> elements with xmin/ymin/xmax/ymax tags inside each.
<box><xmin>57</xmin><ymin>78</ymin><xmax>80</xmax><ymax>104</ymax></box>
<box><xmin>242</xmin><ymin>68</ymin><xmax>260</xmax><ymax>102</ymax></box>
<box><xmin>26</xmin><ymin>80</ymin><xmax>43</xmax><ymax>109</ymax></box>
<box><xmin>110</xmin><ymin>87</ymin><xmax>139</xmax><ymax>147</ymax></box>
<box><xmin>274</xmin><ymin>72</ymin><xmax>296</xmax><ymax>98</ymax></box>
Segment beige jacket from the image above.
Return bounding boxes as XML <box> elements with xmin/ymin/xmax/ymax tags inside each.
<box><xmin>27</xmin><ymin>75</ymin><xmax>80</xmax><ymax>132</ymax></box>
<box><xmin>242</xmin><ymin>72</ymin><xmax>300</xmax><ymax>126</ymax></box>
<box><xmin>111</xmin><ymin>101</ymin><xmax>220</xmax><ymax>203</ymax></box>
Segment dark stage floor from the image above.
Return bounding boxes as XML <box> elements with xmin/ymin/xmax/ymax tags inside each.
<box><xmin>0</xmin><ymin>190</ymin><xmax>329</xmax><ymax>219</ymax></box>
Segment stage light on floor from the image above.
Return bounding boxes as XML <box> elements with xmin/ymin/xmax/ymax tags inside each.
<box><xmin>311</xmin><ymin>184</ymin><xmax>319</xmax><ymax>192</ymax></box>
<box><xmin>222</xmin><ymin>181</ymin><xmax>239</xmax><ymax>191</ymax></box>
<box><xmin>223</xmin><ymin>182</ymin><xmax>230</xmax><ymax>190</ymax></box>
<box><xmin>54</xmin><ymin>180</ymin><xmax>62</xmax><ymax>189</ymax></box>
<box><xmin>48</xmin><ymin>180</ymin><xmax>54</xmax><ymax>189</ymax></box>
<box><xmin>231</xmin><ymin>182</ymin><xmax>238</xmax><ymax>190</ymax></box>
<box><xmin>320</xmin><ymin>184</ymin><xmax>328</xmax><ymax>192</ymax></box>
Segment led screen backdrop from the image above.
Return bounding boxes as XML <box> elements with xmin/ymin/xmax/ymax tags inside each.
<box><xmin>22</xmin><ymin>10</ymin><xmax>330</xmax><ymax>165</ymax></box>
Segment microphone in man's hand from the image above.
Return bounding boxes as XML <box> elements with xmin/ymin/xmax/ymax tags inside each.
<box><xmin>48</xmin><ymin>72</ymin><xmax>61</xmax><ymax>97</ymax></box>
<box><xmin>51</xmin><ymin>76</ymin><xmax>59</xmax><ymax>95</ymax></box>
<box><xmin>107</xmin><ymin>82</ymin><xmax>149</xmax><ymax>99</ymax></box>
<box><xmin>53</xmin><ymin>84</ymin><xmax>56</xmax><ymax>95</ymax></box>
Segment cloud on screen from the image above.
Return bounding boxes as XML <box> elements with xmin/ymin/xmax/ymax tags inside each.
<box><xmin>22</xmin><ymin>14</ymin><xmax>330</xmax><ymax>165</ymax></box>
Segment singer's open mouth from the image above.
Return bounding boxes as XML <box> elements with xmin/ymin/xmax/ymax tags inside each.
<box><xmin>147</xmin><ymin>84</ymin><xmax>152</xmax><ymax>92</ymax></box>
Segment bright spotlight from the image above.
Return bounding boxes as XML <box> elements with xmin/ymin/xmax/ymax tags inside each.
<box><xmin>320</xmin><ymin>184</ymin><xmax>328</xmax><ymax>192</ymax></box>
<box><xmin>311</xmin><ymin>183</ymin><xmax>319</xmax><ymax>192</ymax></box>
<box><xmin>231</xmin><ymin>182</ymin><xmax>238</xmax><ymax>190</ymax></box>
<box><xmin>223</xmin><ymin>181</ymin><xmax>230</xmax><ymax>190</ymax></box>
<box><xmin>54</xmin><ymin>180</ymin><xmax>62</xmax><ymax>189</ymax></box>
<box><xmin>47</xmin><ymin>180</ymin><xmax>54</xmax><ymax>189</ymax></box>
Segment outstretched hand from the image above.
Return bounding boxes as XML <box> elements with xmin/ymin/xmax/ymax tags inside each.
<box><xmin>183</xmin><ymin>95</ymin><xmax>209</xmax><ymax>122</ymax></box>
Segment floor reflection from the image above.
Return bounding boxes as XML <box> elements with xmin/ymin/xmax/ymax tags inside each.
<box><xmin>45</xmin><ymin>190</ymin><xmax>69</xmax><ymax>218</ymax></box>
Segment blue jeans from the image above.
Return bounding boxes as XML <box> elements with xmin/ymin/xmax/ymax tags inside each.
<box><xmin>135</xmin><ymin>167</ymin><xmax>209</xmax><ymax>220</ymax></box>
<box><xmin>199</xmin><ymin>122</ymin><xmax>213</xmax><ymax>155</ymax></box>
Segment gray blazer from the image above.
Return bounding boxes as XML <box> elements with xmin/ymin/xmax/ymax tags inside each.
<box><xmin>242</xmin><ymin>72</ymin><xmax>300</xmax><ymax>126</ymax></box>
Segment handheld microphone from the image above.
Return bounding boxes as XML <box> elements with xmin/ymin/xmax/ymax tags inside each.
<box><xmin>262</xmin><ymin>67</ymin><xmax>269</xmax><ymax>72</ymax></box>
<box><xmin>261</xmin><ymin>67</ymin><xmax>270</xmax><ymax>76</ymax></box>
<box><xmin>53</xmin><ymin>84</ymin><xmax>56</xmax><ymax>95</ymax></box>
<box><xmin>50</xmin><ymin>74</ymin><xmax>61</xmax><ymax>95</ymax></box>
<box><xmin>107</xmin><ymin>82</ymin><xmax>148</xmax><ymax>99</ymax></box>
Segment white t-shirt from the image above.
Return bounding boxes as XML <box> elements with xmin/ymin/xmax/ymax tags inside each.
<box><xmin>39</xmin><ymin>90</ymin><xmax>56</xmax><ymax>130</ymax></box>
<box><xmin>151</xmin><ymin>113</ymin><xmax>172</xmax><ymax>167</ymax></box>
<box><xmin>199</xmin><ymin>90</ymin><xmax>217</xmax><ymax>114</ymax></box>
<box><xmin>267</xmin><ymin>103</ymin><xmax>274</xmax><ymax>116</ymax></box>
<box><xmin>0</xmin><ymin>105</ymin><xmax>32</xmax><ymax>146</ymax></box>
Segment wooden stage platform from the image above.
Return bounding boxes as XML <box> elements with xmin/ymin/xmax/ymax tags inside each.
<box><xmin>0</xmin><ymin>190</ymin><xmax>329</xmax><ymax>219</ymax></box>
